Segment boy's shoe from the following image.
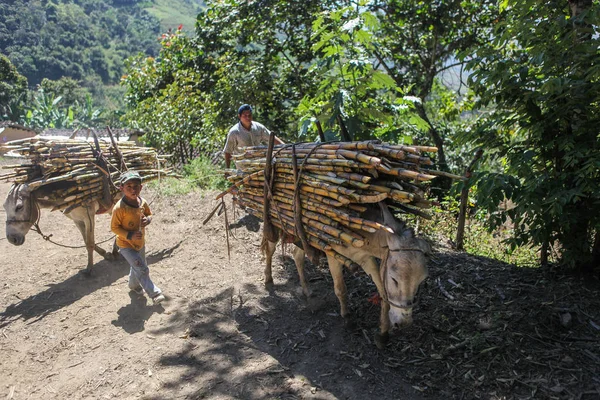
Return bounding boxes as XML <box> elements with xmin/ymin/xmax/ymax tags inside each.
<box><xmin>152</xmin><ymin>293</ymin><xmax>166</xmax><ymax>305</ymax></box>
<box><xmin>131</xmin><ymin>287</ymin><xmax>144</xmax><ymax>295</ymax></box>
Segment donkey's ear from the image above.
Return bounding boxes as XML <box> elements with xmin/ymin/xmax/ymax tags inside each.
<box><xmin>14</xmin><ymin>184</ymin><xmax>32</xmax><ymax>209</ymax></box>
<box><xmin>379</xmin><ymin>202</ymin><xmax>405</xmax><ymax>232</ymax></box>
<box><xmin>378</xmin><ymin>202</ymin><xmax>394</xmax><ymax>225</ymax></box>
<box><xmin>402</xmin><ymin>228</ymin><xmax>416</xmax><ymax>238</ymax></box>
<box><xmin>416</xmin><ymin>237</ymin><xmax>433</xmax><ymax>257</ymax></box>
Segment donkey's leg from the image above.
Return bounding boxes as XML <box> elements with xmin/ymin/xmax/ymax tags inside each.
<box><xmin>85</xmin><ymin>213</ymin><xmax>114</xmax><ymax>261</ymax></box>
<box><xmin>325</xmin><ymin>253</ymin><xmax>350</xmax><ymax>323</ymax></box>
<box><xmin>72</xmin><ymin>217</ymin><xmax>95</xmax><ymax>274</ymax></box>
<box><xmin>111</xmin><ymin>237</ymin><xmax>119</xmax><ymax>258</ymax></box>
<box><xmin>264</xmin><ymin>240</ymin><xmax>277</xmax><ymax>288</ymax></box>
<box><xmin>292</xmin><ymin>245</ymin><xmax>311</xmax><ymax>298</ymax></box>
<box><xmin>360</xmin><ymin>257</ymin><xmax>391</xmax><ymax>348</ymax></box>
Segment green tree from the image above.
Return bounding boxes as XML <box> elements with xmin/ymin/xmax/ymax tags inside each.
<box><xmin>0</xmin><ymin>54</ymin><xmax>28</xmax><ymax>121</ymax></box>
<box><xmin>466</xmin><ymin>0</ymin><xmax>600</xmax><ymax>269</ymax></box>
<box><xmin>122</xmin><ymin>1</ymin><xmax>330</xmax><ymax>162</ymax></box>
<box><xmin>123</xmin><ymin>27</ymin><xmax>217</xmax><ymax>163</ymax></box>
<box><xmin>363</xmin><ymin>0</ymin><xmax>498</xmax><ymax>178</ymax></box>
<box><xmin>24</xmin><ymin>88</ymin><xmax>75</xmax><ymax>129</ymax></box>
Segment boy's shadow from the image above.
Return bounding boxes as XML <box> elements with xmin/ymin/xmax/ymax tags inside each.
<box><xmin>111</xmin><ymin>292</ymin><xmax>161</xmax><ymax>334</ymax></box>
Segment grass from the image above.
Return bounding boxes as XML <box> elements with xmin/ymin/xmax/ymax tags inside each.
<box><xmin>147</xmin><ymin>155</ymin><xmax>229</xmax><ymax>196</ymax></box>
<box><xmin>143</xmin><ymin>0</ymin><xmax>206</xmax><ymax>34</ymax></box>
<box><xmin>415</xmin><ymin>206</ymin><xmax>540</xmax><ymax>267</ymax></box>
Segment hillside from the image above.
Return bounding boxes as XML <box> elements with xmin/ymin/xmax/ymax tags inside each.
<box><xmin>0</xmin><ymin>0</ymin><xmax>204</xmax><ymax>90</ymax></box>
<box><xmin>144</xmin><ymin>0</ymin><xmax>206</xmax><ymax>34</ymax></box>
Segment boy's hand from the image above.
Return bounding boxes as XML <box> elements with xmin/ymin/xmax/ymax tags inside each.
<box><xmin>141</xmin><ymin>215</ymin><xmax>152</xmax><ymax>227</ymax></box>
<box><xmin>127</xmin><ymin>231</ymin><xmax>143</xmax><ymax>240</ymax></box>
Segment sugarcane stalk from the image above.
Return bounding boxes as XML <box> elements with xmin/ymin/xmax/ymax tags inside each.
<box><xmin>386</xmin><ymin>167</ymin><xmax>437</xmax><ymax>181</ymax></box>
<box><xmin>416</xmin><ymin>168</ymin><xmax>466</xmax><ymax>181</ymax></box>
<box><xmin>347</xmin><ymin>191</ymin><xmax>389</xmax><ymax>204</ymax></box>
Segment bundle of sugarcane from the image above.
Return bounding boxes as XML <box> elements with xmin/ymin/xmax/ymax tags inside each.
<box><xmin>0</xmin><ymin>136</ymin><xmax>177</xmax><ymax>213</ymax></box>
<box><xmin>217</xmin><ymin>140</ymin><xmax>463</xmax><ymax>267</ymax></box>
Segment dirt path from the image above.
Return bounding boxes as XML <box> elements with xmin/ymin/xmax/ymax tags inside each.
<box><xmin>1</xmin><ymin>180</ymin><xmax>599</xmax><ymax>400</ymax></box>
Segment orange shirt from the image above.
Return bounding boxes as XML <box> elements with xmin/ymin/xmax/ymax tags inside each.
<box><xmin>110</xmin><ymin>197</ymin><xmax>152</xmax><ymax>251</ymax></box>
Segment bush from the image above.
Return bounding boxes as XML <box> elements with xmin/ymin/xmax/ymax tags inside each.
<box><xmin>183</xmin><ymin>156</ymin><xmax>229</xmax><ymax>191</ymax></box>
<box><xmin>146</xmin><ymin>155</ymin><xmax>229</xmax><ymax>196</ymax></box>
<box><xmin>414</xmin><ymin>199</ymin><xmax>540</xmax><ymax>267</ymax></box>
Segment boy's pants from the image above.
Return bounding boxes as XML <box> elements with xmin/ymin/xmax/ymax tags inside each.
<box><xmin>119</xmin><ymin>246</ymin><xmax>161</xmax><ymax>299</ymax></box>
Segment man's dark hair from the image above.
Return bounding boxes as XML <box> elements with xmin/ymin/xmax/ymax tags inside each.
<box><xmin>238</xmin><ymin>104</ymin><xmax>253</xmax><ymax>115</ymax></box>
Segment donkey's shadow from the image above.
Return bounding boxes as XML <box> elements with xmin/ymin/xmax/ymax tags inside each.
<box><xmin>228</xmin><ymin>213</ymin><xmax>261</xmax><ymax>232</ymax></box>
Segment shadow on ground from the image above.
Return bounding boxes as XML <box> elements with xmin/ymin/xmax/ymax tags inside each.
<box><xmin>0</xmin><ymin>241</ymin><xmax>183</xmax><ymax>329</ymax></box>
<box><xmin>146</xmin><ymin>248</ymin><xmax>600</xmax><ymax>400</ymax></box>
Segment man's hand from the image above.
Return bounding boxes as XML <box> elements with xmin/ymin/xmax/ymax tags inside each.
<box><xmin>224</xmin><ymin>152</ymin><xmax>232</xmax><ymax>169</ymax></box>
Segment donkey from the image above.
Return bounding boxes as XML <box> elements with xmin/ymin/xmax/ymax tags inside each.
<box><xmin>3</xmin><ymin>183</ymin><xmax>119</xmax><ymax>274</ymax></box>
<box><xmin>263</xmin><ymin>202</ymin><xmax>431</xmax><ymax>348</ymax></box>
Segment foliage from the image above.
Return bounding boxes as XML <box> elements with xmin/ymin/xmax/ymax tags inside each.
<box><xmin>0</xmin><ymin>54</ymin><xmax>28</xmax><ymax>121</ymax></box>
<box><xmin>299</xmin><ymin>3</ymin><xmax>416</xmax><ymax>142</ymax></box>
<box><xmin>146</xmin><ymin>176</ymin><xmax>195</xmax><ymax>196</ymax></box>
<box><xmin>414</xmin><ymin>199</ymin><xmax>540</xmax><ymax>267</ymax></box>
<box><xmin>122</xmin><ymin>0</ymin><xmax>496</xmax><ymax>169</ymax></box>
<box><xmin>465</xmin><ymin>0</ymin><xmax>600</xmax><ymax>268</ymax></box>
<box><xmin>0</xmin><ymin>0</ymin><xmax>161</xmax><ymax>88</ymax></box>
<box><xmin>183</xmin><ymin>156</ymin><xmax>229</xmax><ymax>191</ymax></box>
<box><xmin>146</xmin><ymin>155</ymin><xmax>228</xmax><ymax>196</ymax></box>
<box><xmin>122</xmin><ymin>27</ymin><xmax>221</xmax><ymax>163</ymax></box>
<box><xmin>122</xmin><ymin>0</ymin><xmax>331</xmax><ymax>162</ymax></box>
<box><xmin>194</xmin><ymin>0</ymin><xmax>329</xmax><ymax>139</ymax></box>
<box><xmin>0</xmin><ymin>0</ymin><xmax>162</xmax><ymax>116</ymax></box>
<box><xmin>356</xmin><ymin>0</ymin><xmax>499</xmax><ymax>174</ymax></box>
<box><xmin>23</xmin><ymin>89</ymin><xmax>75</xmax><ymax>129</ymax></box>
<box><xmin>19</xmin><ymin>82</ymin><xmax>108</xmax><ymax>130</ymax></box>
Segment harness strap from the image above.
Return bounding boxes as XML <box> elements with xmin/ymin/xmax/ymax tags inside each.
<box><xmin>379</xmin><ymin>246</ymin><xmax>425</xmax><ymax>309</ymax></box>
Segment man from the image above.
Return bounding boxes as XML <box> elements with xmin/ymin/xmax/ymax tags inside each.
<box><xmin>223</xmin><ymin>104</ymin><xmax>284</xmax><ymax>169</ymax></box>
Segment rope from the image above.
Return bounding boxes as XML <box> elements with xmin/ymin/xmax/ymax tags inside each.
<box><xmin>31</xmin><ymin>222</ymin><xmax>116</xmax><ymax>249</ymax></box>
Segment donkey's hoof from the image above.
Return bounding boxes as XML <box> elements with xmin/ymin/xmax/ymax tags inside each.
<box><xmin>375</xmin><ymin>332</ymin><xmax>390</xmax><ymax>349</ymax></box>
<box><xmin>343</xmin><ymin>316</ymin><xmax>357</xmax><ymax>330</ymax></box>
<box><xmin>264</xmin><ymin>279</ymin><xmax>274</xmax><ymax>291</ymax></box>
<box><xmin>80</xmin><ymin>268</ymin><xmax>93</xmax><ymax>277</ymax></box>
<box><xmin>306</xmin><ymin>296</ymin><xmax>326</xmax><ymax>312</ymax></box>
<box><xmin>104</xmin><ymin>253</ymin><xmax>116</xmax><ymax>261</ymax></box>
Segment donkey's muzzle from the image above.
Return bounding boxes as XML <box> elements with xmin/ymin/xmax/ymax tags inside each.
<box><xmin>7</xmin><ymin>234</ymin><xmax>25</xmax><ymax>246</ymax></box>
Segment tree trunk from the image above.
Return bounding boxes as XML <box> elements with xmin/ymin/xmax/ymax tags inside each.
<box><xmin>315</xmin><ymin>119</ymin><xmax>326</xmax><ymax>142</ymax></box>
<box><xmin>456</xmin><ymin>149</ymin><xmax>483</xmax><ymax>250</ymax></box>
<box><xmin>414</xmin><ymin>103</ymin><xmax>447</xmax><ymax>172</ymax></box>
<box><xmin>563</xmin><ymin>0</ymin><xmax>594</xmax><ymax>270</ymax></box>
<box><xmin>540</xmin><ymin>240</ymin><xmax>549</xmax><ymax>267</ymax></box>
<box><xmin>591</xmin><ymin>229</ymin><xmax>600</xmax><ymax>271</ymax></box>
<box><xmin>337</xmin><ymin>115</ymin><xmax>352</xmax><ymax>142</ymax></box>
<box><xmin>414</xmin><ymin>103</ymin><xmax>451</xmax><ymax>196</ymax></box>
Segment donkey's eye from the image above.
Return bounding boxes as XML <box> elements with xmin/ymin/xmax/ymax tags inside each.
<box><xmin>391</xmin><ymin>277</ymin><xmax>398</xmax><ymax>286</ymax></box>
<box><xmin>15</xmin><ymin>205</ymin><xmax>23</xmax><ymax>211</ymax></box>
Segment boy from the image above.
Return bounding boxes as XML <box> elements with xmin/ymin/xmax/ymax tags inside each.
<box><xmin>111</xmin><ymin>170</ymin><xmax>165</xmax><ymax>305</ymax></box>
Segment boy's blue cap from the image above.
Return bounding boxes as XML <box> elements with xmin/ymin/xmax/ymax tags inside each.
<box><xmin>238</xmin><ymin>104</ymin><xmax>252</xmax><ymax>115</ymax></box>
<box><xmin>120</xmin><ymin>170</ymin><xmax>142</xmax><ymax>184</ymax></box>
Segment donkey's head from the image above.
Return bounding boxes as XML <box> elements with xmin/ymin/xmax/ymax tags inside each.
<box><xmin>3</xmin><ymin>183</ymin><xmax>38</xmax><ymax>246</ymax></box>
<box><xmin>379</xmin><ymin>203</ymin><xmax>431</xmax><ymax>329</ymax></box>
